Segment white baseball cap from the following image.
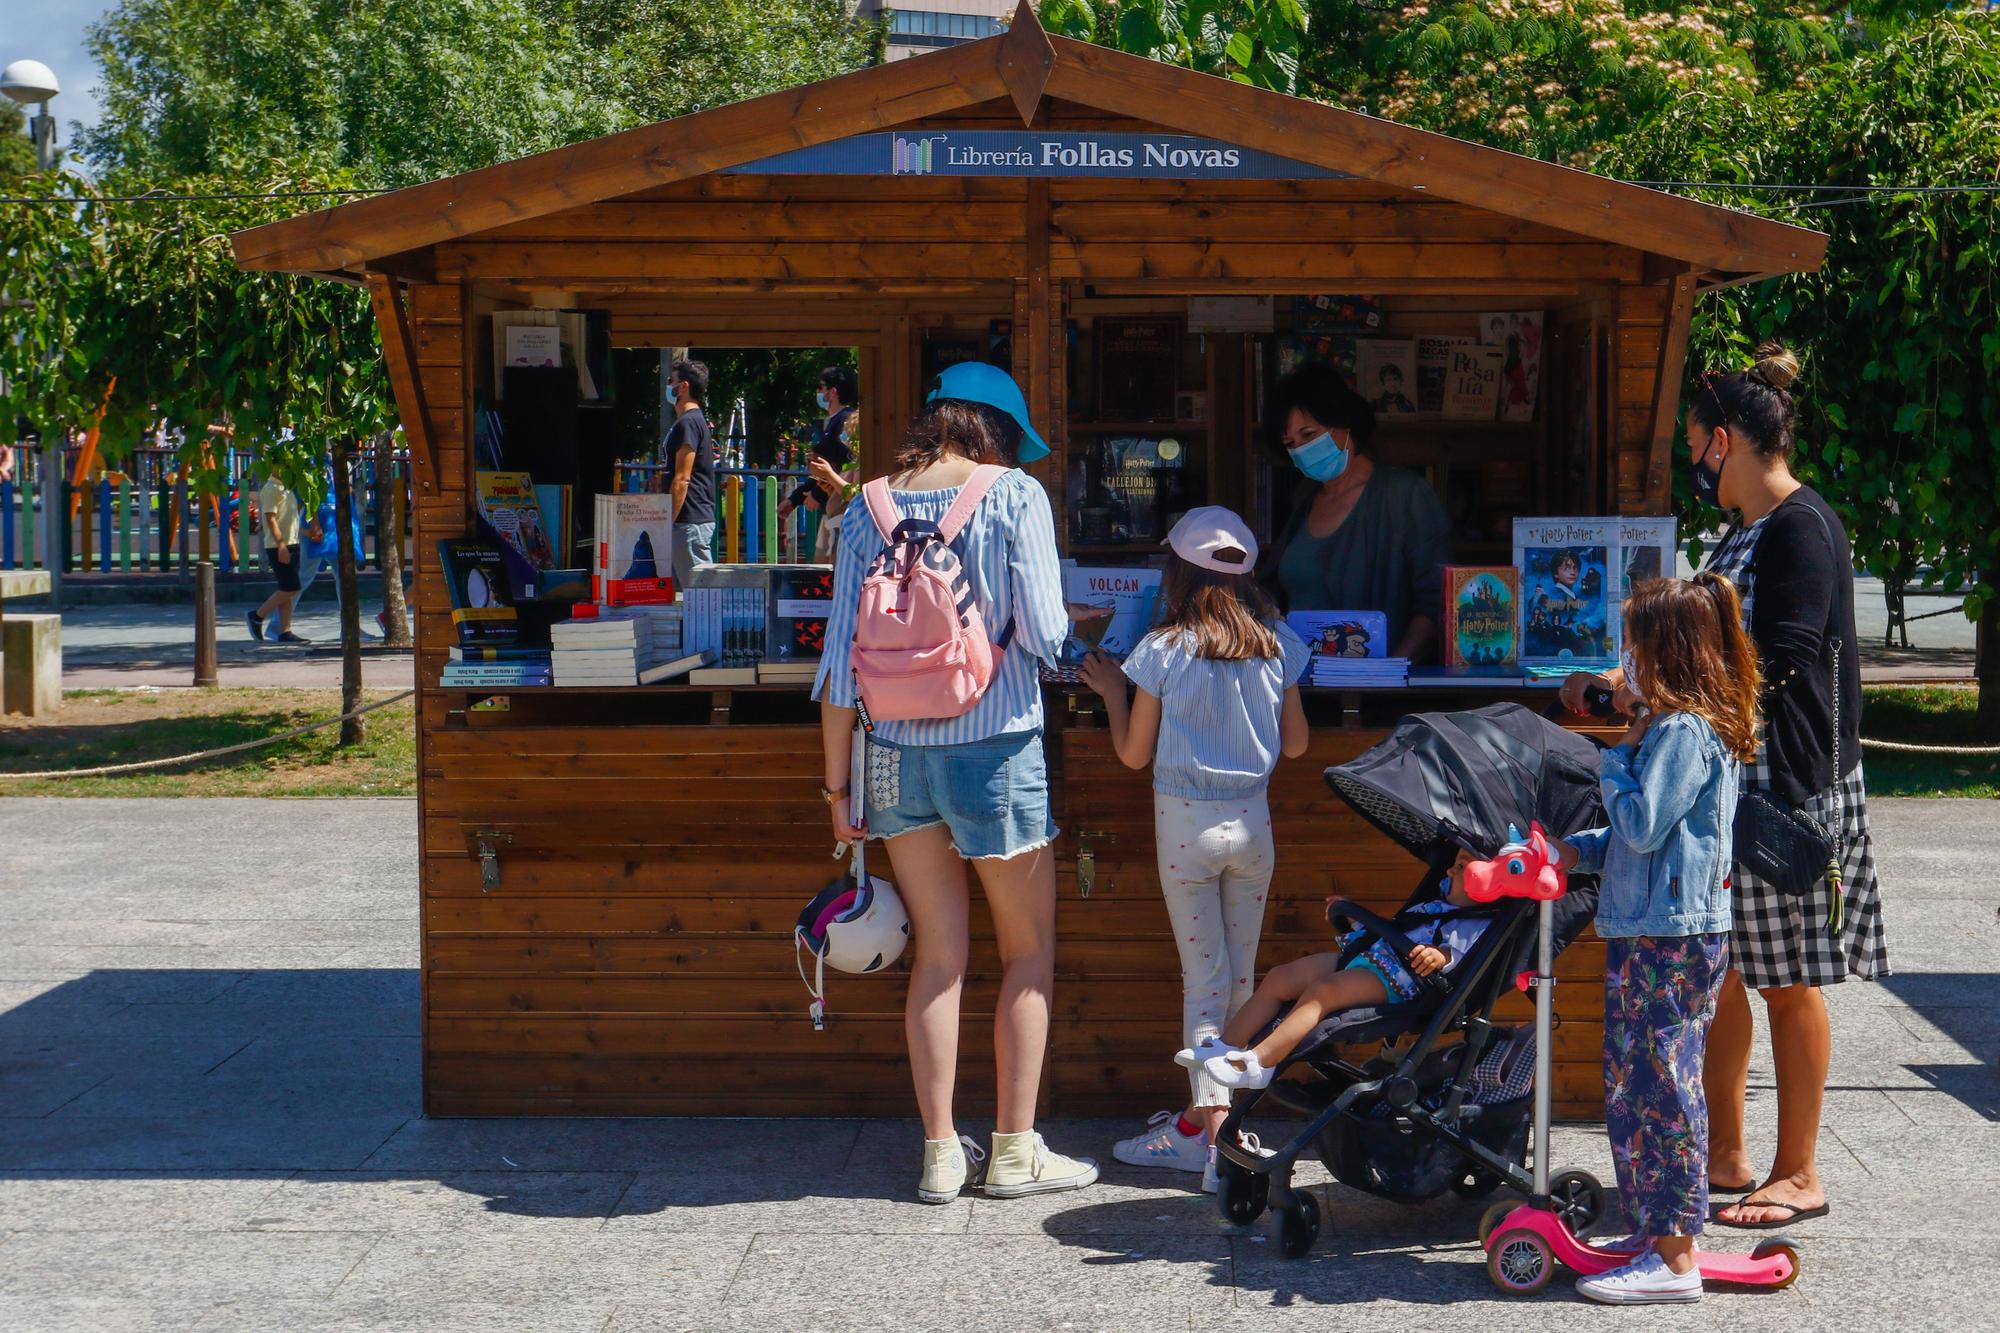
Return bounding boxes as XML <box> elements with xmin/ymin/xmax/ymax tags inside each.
<box><xmin>1165</xmin><ymin>506</ymin><xmax>1259</xmax><ymax>573</ymax></box>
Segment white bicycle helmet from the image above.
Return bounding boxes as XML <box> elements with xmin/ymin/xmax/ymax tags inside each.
<box><xmin>794</xmin><ymin>839</ymin><xmax>909</xmax><ymax>1030</ymax></box>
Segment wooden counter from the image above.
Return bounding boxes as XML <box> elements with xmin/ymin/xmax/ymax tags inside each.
<box><xmin>419</xmin><ymin>684</ymin><xmax>1609</xmax><ymax>1119</ymax></box>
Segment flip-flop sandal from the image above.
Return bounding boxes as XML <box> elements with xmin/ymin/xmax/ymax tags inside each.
<box><xmin>1711</xmin><ymin>1198</ymin><xmax>1831</xmax><ymax>1230</ymax></box>
<box><xmin>1707</xmin><ymin>1178</ymin><xmax>1755</xmax><ymax>1196</ymax></box>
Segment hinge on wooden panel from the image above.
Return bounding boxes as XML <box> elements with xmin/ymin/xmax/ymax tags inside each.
<box><xmin>473</xmin><ymin>829</ymin><xmax>511</xmax><ymax>892</ymax></box>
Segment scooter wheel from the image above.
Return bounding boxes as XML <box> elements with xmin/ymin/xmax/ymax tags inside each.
<box><xmin>1276</xmin><ymin>1191</ymin><xmax>1322</xmax><ymax>1260</ymax></box>
<box><xmin>1476</xmin><ymin>1200</ymin><xmax>1517</xmax><ymax>1249</ymax></box>
<box><xmin>1215</xmin><ymin>1159</ymin><xmax>1269</xmax><ymax>1227</ymax></box>
<box><xmin>1749</xmin><ymin>1240</ymin><xmax>1802</xmax><ymax>1290</ymax></box>
<box><xmin>1547</xmin><ymin>1168</ymin><xmax>1607</xmax><ymax>1236</ymax></box>
<box><xmin>1450</xmin><ymin>1166</ymin><xmax>1503</xmax><ymax>1199</ymax></box>
<box><xmin>1488</xmin><ymin>1227</ymin><xmax>1555</xmax><ymax>1295</ymax></box>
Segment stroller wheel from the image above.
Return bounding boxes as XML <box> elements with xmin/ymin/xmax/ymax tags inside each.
<box><xmin>1275</xmin><ymin>1191</ymin><xmax>1321</xmax><ymax>1260</ymax></box>
<box><xmin>1487</xmin><ymin>1227</ymin><xmax>1555</xmax><ymax>1294</ymax></box>
<box><xmin>1215</xmin><ymin>1159</ymin><xmax>1269</xmax><ymax>1227</ymax></box>
<box><xmin>1450</xmin><ymin>1166</ymin><xmax>1503</xmax><ymax>1199</ymax></box>
<box><xmin>1476</xmin><ymin>1200</ymin><xmax>1518</xmax><ymax>1249</ymax></box>
<box><xmin>1547</xmin><ymin>1169</ymin><xmax>1608</xmax><ymax>1235</ymax></box>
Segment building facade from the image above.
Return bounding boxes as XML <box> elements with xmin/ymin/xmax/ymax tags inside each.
<box><xmin>853</xmin><ymin>1</ymin><xmax>1013</xmax><ymax>60</ymax></box>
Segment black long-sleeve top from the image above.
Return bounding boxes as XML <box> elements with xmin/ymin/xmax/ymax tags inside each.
<box><xmin>1743</xmin><ymin>487</ymin><xmax>1863</xmax><ymax>806</ymax></box>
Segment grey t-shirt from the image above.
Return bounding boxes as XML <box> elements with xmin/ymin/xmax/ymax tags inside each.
<box><xmin>1274</xmin><ymin>463</ymin><xmax>1451</xmax><ymax>651</ymax></box>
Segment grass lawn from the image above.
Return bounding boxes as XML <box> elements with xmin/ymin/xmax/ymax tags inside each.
<box><xmin>1859</xmin><ymin>685</ymin><xmax>2000</xmax><ymax>798</ymax></box>
<box><xmin>0</xmin><ymin>688</ymin><xmax>415</xmax><ymax>797</ymax></box>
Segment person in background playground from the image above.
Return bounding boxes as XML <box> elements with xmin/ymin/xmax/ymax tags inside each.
<box><xmin>247</xmin><ymin>471</ymin><xmax>309</xmax><ymax>645</ymax></box>
<box><xmin>779</xmin><ymin>365</ymin><xmax>858</xmax><ymax>531</ymax></box>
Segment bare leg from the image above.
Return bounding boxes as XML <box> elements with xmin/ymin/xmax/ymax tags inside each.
<box><xmin>883</xmin><ymin>824</ymin><xmax>970</xmax><ymax>1143</ymax></box>
<box><xmin>1235</xmin><ymin>968</ymin><xmax>1388</xmax><ymax>1071</ymax></box>
<box><xmin>1704</xmin><ymin>970</ymin><xmax>1757</xmax><ymax>1191</ymax></box>
<box><xmin>1217</xmin><ymin>955</ymin><xmax>1342</xmax><ymax>1052</ymax></box>
<box><xmin>1719</xmin><ymin>983</ymin><xmax>1830</xmax><ymax>1224</ymax></box>
<box><xmin>971</xmin><ymin>842</ymin><xmax>1056</xmax><ymax>1136</ymax></box>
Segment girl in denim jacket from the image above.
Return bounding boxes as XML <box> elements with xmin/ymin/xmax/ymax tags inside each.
<box><xmin>1554</xmin><ymin>573</ymin><xmax>1760</xmax><ymax>1305</ymax></box>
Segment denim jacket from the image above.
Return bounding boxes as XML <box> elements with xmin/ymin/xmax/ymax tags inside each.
<box><xmin>1566</xmin><ymin>711</ymin><xmax>1737</xmax><ymax>939</ymax></box>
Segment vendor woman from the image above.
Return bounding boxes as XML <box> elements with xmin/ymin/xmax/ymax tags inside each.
<box><xmin>1268</xmin><ymin>363</ymin><xmax>1453</xmax><ymax>660</ymax></box>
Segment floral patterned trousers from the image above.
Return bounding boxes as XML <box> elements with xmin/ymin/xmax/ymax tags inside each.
<box><xmin>1603</xmin><ymin>933</ymin><xmax>1730</xmax><ymax>1238</ymax></box>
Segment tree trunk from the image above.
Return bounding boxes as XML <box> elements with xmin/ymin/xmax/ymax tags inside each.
<box><xmin>375</xmin><ymin>430</ymin><xmax>412</xmax><ymax>647</ymax></box>
<box><xmin>333</xmin><ymin>437</ymin><xmax>365</xmax><ymax>747</ymax></box>
<box><xmin>1977</xmin><ymin>576</ymin><xmax>1999</xmax><ymax>741</ymax></box>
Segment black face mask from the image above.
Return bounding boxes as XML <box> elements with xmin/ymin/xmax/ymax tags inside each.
<box><xmin>1692</xmin><ymin>432</ymin><xmax>1726</xmax><ymax>505</ymax></box>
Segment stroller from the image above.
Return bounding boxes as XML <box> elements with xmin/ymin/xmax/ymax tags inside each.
<box><xmin>1212</xmin><ymin>703</ymin><xmax>1609</xmax><ymax>1258</ymax></box>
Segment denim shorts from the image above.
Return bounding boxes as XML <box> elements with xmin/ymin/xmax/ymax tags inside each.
<box><xmin>863</xmin><ymin>728</ymin><xmax>1058</xmax><ymax>861</ymax></box>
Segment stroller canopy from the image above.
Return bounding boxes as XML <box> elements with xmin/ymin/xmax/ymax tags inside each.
<box><xmin>1324</xmin><ymin>703</ymin><xmax>1604</xmax><ymax>865</ymax></box>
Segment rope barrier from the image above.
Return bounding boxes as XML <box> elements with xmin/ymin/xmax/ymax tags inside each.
<box><xmin>1860</xmin><ymin>736</ymin><xmax>2000</xmax><ymax>756</ymax></box>
<box><xmin>0</xmin><ymin>689</ymin><xmax>416</xmax><ymax>781</ymax></box>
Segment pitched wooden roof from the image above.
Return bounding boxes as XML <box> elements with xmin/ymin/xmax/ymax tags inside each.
<box><xmin>232</xmin><ymin>1</ymin><xmax>1823</xmax><ymax>280</ymax></box>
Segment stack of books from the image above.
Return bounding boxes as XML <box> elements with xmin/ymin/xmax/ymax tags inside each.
<box><xmin>551</xmin><ymin>605</ymin><xmax>694</xmax><ymax>686</ymax></box>
<box><xmin>441</xmin><ymin>645</ymin><xmax>552</xmax><ymax>689</ymax></box>
<box><xmin>1307</xmin><ymin>655</ymin><xmax>1410</xmax><ymax>688</ymax></box>
<box><xmin>755</xmin><ymin>661</ymin><xmax>821</xmax><ymax>686</ymax></box>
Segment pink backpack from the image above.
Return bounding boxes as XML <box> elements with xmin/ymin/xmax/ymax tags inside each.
<box><xmin>851</xmin><ymin>464</ymin><xmax>1008</xmax><ymax>723</ymax></box>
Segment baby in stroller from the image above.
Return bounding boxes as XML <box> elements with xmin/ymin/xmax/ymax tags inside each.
<box><xmin>1187</xmin><ymin>848</ymin><xmax>1491</xmax><ymax>1090</ymax></box>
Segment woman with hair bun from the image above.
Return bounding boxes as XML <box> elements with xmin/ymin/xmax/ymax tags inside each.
<box><xmin>1565</xmin><ymin>341</ymin><xmax>1889</xmax><ymax>1231</ymax></box>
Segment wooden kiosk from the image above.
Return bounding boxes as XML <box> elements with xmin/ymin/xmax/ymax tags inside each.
<box><xmin>235</xmin><ymin>6</ymin><xmax>1823</xmax><ymax>1118</ymax></box>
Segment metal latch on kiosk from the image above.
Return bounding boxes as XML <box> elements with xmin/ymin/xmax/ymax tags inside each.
<box><xmin>472</xmin><ymin>829</ymin><xmax>511</xmax><ymax>892</ymax></box>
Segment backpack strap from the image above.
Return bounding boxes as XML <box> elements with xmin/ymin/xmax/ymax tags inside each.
<box><xmin>936</xmin><ymin>465</ymin><xmax>1007</xmax><ymax>544</ymax></box>
<box><xmin>860</xmin><ymin>477</ymin><xmax>906</xmax><ymax>546</ymax></box>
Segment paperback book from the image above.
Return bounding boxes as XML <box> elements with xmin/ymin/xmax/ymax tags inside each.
<box><xmin>1057</xmin><ymin>563</ymin><xmax>1164</xmax><ymax>668</ymax></box>
<box><xmin>1443</xmin><ymin>566</ymin><xmax>1519</xmax><ymax>674</ymax></box>
<box><xmin>477</xmin><ymin>471</ymin><xmax>558</xmax><ymax>570</ymax></box>
<box><xmin>1286</xmin><ymin>610</ymin><xmax>1390</xmax><ymax>663</ymax></box>
<box><xmin>1442</xmin><ymin>343</ymin><xmax>1505</xmax><ymax>421</ymax></box>
<box><xmin>1355</xmin><ymin>339</ymin><xmax>1417</xmax><ymax>417</ymax></box>
<box><xmin>1514</xmin><ymin>518</ymin><xmax>1615</xmax><ymax>666</ymax></box>
<box><xmin>1482</xmin><ymin>311</ymin><xmax>1545</xmax><ymax>424</ymax></box>
<box><xmin>435</xmin><ymin>538</ymin><xmax>520</xmax><ymax>646</ymax></box>
<box><xmin>767</xmin><ymin>566</ymin><xmax>836</xmax><ymax>663</ymax></box>
<box><xmin>1416</xmin><ymin>336</ymin><xmax>1474</xmax><ymax>417</ymax></box>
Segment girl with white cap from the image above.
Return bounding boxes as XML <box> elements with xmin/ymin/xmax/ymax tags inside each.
<box><xmin>1078</xmin><ymin>505</ymin><xmax>1311</xmax><ymax>1191</ymax></box>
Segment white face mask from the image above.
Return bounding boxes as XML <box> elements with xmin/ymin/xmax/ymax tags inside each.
<box><xmin>1620</xmin><ymin>649</ymin><xmax>1641</xmax><ymax>697</ymax></box>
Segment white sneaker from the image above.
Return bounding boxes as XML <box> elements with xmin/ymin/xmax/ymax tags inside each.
<box><xmin>1576</xmin><ymin>1250</ymin><xmax>1704</xmax><ymax>1305</ymax></box>
<box><xmin>1113</xmin><ymin>1110</ymin><xmax>1208</xmax><ymax>1172</ymax></box>
<box><xmin>917</xmin><ymin>1134</ymin><xmax>985</xmax><ymax>1204</ymax></box>
<box><xmin>1204</xmin><ymin>1047</ymin><xmax>1272</xmax><ymax>1090</ymax></box>
<box><xmin>1174</xmin><ymin>1037</ymin><xmax>1227</xmax><ymax>1070</ymax></box>
<box><xmin>984</xmin><ymin>1130</ymin><xmax>1099</xmax><ymax>1198</ymax></box>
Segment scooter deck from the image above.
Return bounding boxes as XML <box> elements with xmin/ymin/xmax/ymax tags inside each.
<box><xmin>1489</xmin><ymin>1204</ymin><xmax>1800</xmax><ymax>1286</ymax></box>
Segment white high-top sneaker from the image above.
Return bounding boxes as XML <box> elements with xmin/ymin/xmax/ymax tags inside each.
<box><xmin>983</xmin><ymin>1130</ymin><xmax>1099</xmax><ymax>1198</ymax></box>
<box><xmin>917</xmin><ymin>1134</ymin><xmax>985</xmax><ymax>1205</ymax></box>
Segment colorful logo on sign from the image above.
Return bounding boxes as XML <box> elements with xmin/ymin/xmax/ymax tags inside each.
<box><xmin>891</xmin><ymin>136</ymin><xmax>938</xmax><ymax>175</ymax></box>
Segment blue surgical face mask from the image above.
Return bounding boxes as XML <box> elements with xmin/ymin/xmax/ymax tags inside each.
<box><xmin>1288</xmin><ymin>431</ymin><xmax>1349</xmax><ymax>484</ymax></box>
<box><xmin>816</xmin><ymin>390</ymin><xmax>832</xmax><ymax>412</ymax></box>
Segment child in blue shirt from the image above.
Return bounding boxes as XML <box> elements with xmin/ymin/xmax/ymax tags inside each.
<box><xmin>1552</xmin><ymin>573</ymin><xmax>1760</xmax><ymax>1305</ymax></box>
<box><xmin>1080</xmin><ymin>506</ymin><xmax>1310</xmax><ymax>1190</ymax></box>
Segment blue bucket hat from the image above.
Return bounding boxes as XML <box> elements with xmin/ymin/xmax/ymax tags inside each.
<box><xmin>925</xmin><ymin>361</ymin><xmax>1049</xmax><ymax>463</ymax></box>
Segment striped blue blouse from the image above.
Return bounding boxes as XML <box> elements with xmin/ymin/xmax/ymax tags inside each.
<box><xmin>812</xmin><ymin>468</ymin><xmax>1069</xmax><ymax>746</ymax></box>
<box><xmin>1122</xmin><ymin>622</ymin><xmax>1311</xmax><ymax>800</ymax></box>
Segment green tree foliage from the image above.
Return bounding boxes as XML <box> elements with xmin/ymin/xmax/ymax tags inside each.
<box><xmin>0</xmin><ymin>101</ymin><xmax>38</xmax><ymax>178</ymax></box>
<box><xmin>1607</xmin><ymin>16</ymin><xmax>2000</xmax><ymax>723</ymax></box>
<box><xmin>81</xmin><ymin>0</ymin><xmax>875</xmax><ymax>185</ymax></box>
<box><xmin>1041</xmin><ymin>0</ymin><xmax>1312</xmax><ymax>93</ymax></box>
<box><xmin>0</xmin><ymin>167</ymin><xmax>393</xmax><ymax>500</ymax></box>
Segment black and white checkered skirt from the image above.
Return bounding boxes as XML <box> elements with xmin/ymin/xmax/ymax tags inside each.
<box><xmin>1732</xmin><ymin>755</ymin><xmax>1890</xmax><ymax>988</ymax></box>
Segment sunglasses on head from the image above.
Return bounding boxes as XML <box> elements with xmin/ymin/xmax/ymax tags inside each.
<box><xmin>1698</xmin><ymin>370</ymin><xmax>1729</xmax><ymax>427</ymax></box>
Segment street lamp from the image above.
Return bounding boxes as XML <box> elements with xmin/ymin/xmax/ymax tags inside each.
<box><xmin>1</xmin><ymin>59</ymin><xmax>60</xmax><ymax>172</ymax></box>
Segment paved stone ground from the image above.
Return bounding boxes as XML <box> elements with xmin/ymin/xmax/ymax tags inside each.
<box><xmin>0</xmin><ymin>797</ymin><xmax>1993</xmax><ymax>1331</ymax></box>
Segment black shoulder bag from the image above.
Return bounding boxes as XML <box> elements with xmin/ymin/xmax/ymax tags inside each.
<box><xmin>1730</xmin><ymin>501</ymin><xmax>1846</xmax><ymax>932</ymax></box>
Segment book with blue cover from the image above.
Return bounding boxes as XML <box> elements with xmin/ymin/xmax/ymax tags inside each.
<box><xmin>1514</xmin><ymin>517</ymin><xmax>1615</xmax><ymax>667</ymax></box>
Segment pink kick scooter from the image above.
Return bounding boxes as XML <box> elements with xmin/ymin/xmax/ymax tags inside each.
<box><xmin>1465</xmin><ymin>823</ymin><xmax>1802</xmax><ymax>1296</ymax></box>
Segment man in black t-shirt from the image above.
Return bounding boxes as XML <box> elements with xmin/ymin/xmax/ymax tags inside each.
<box><xmin>664</xmin><ymin>358</ymin><xmax>715</xmax><ymax>590</ymax></box>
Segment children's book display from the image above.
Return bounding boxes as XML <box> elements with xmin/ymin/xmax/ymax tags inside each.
<box><xmin>1443</xmin><ymin>566</ymin><xmax>1519</xmax><ymax>675</ymax></box>
<box><xmin>1514</xmin><ymin>517</ymin><xmax>1616</xmax><ymax>676</ymax></box>
<box><xmin>1617</xmin><ymin>517</ymin><xmax>1677</xmax><ymax>599</ymax></box>
<box><xmin>1286</xmin><ymin>610</ymin><xmax>1408</xmax><ymax>687</ymax></box>
<box><xmin>593</xmin><ymin>493</ymin><xmax>675</xmax><ymax>605</ymax></box>
<box><xmin>1047</xmin><ymin>562</ymin><xmax>1165</xmax><ymax>683</ymax></box>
